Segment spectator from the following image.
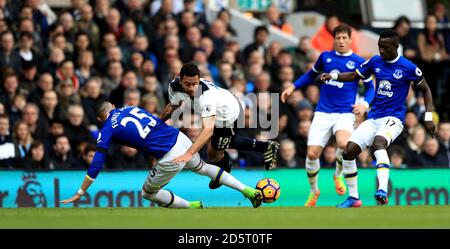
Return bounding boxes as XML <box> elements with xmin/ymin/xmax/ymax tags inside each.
<box><xmin>264</xmin><ymin>4</ymin><xmax>294</xmax><ymax>35</ymax></box>
<box><xmin>0</xmin><ymin>113</ymin><xmax>18</xmax><ymax>168</ymax></box>
<box><xmin>55</xmin><ymin>59</ymin><xmax>79</xmax><ymax>90</ymax></box>
<box><xmin>55</xmin><ymin>79</ymin><xmax>82</xmax><ymax>120</ymax></box>
<box><xmin>64</xmin><ymin>104</ymin><xmax>95</xmax><ymax>150</ymax></box>
<box><xmin>119</xmin><ymin>19</ymin><xmax>138</xmax><ymax>62</ymax></box>
<box><xmin>140</xmin><ymin>74</ymin><xmax>165</xmax><ymax>110</ymax></box>
<box><xmin>291</xmin><ymin>36</ymin><xmax>320</xmax><ymax>74</ymax></box>
<box><xmin>418</xmin><ymin>138</ymin><xmax>449</xmax><ymax>168</ymax></box>
<box><xmin>24</xmin><ymin>140</ymin><xmax>49</xmax><ymax>169</ymax></box>
<box><xmin>109</xmin><ymin>70</ymin><xmax>139</xmax><ymax>107</ymax></box>
<box><xmin>243</xmin><ymin>25</ymin><xmax>269</xmax><ymax>65</ymax></box>
<box><xmin>209</xmin><ymin>19</ymin><xmax>228</xmax><ymax>61</ymax></box>
<box><xmin>320</xmin><ymin>143</ymin><xmax>337</xmax><ymax>168</ymax></box>
<box><xmin>40</xmin><ymin>90</ymin><xmax>64</xmax><ymax>125</ymax></box>
<box><xmin>216</xmin><ymin>8</ymin><xmax>237</xmax><ymax>37</ymax></box>
<box><xmin>102</xmin><ymin>60</ymin><xmax>123</xmax><ymax>96</ymax></box>
<box><xmin>17</xmin><ymin>31</ymin><xmax>40</xmax><ymax>65</ymax></box>
<box><xmin>437</xmin><ymin>121</ymin><xmax>450</xmax><ymax>168</ymax></box>
<box><xmin>296</xmin><ymin>99</ymin><xmax>313</xmax><ymax>122</ymax></box>
<box><xmin>13</xmin><ymin>121</ymin><xmax>33</xmax><ymax>158</ymax></box>
<box><xmin>393</xmin><ymin>16</ymin><xmax>419</xmax><ymax>61</ymax></box>
<box><xmin>75</xmin><ymin>4</ymin><xmax>100</xmax><ymax>51</ymax></box>
<box><xmin>75</xmin><ymin>50</ymin><xmax>97</xmax><ymax>86</ymax></box>
<box><xmin>105</xmin><ymin>8</ymin><xmax>123</xmax><ymax>40</ymax></box>
<box><xmin>44</xmin><ymin>120</ymin><xmax>65</xmax><ymax>154</ymax></box>
<box><xmin>278</xmin><ymin>138</ymin><xmax>301</xmax><ymax>168</ymax></box>
<box><xmin>73</xmin><ymin>31</ymin><xmax>93</xmax><ymax>67</ymax></box>
<box><xmin>27</xmin><ymin>73</ymin><xmax>54</xmax><ymax>106</ymax></box>
<box><xmin>0</xmin><ymin>68</ymin><xmax>24</xmax><ymax>112</ymax></box>
<box><xmin>21</xmin><ymin>102</ymin><xmax>48</xmax><ymax>141</ymax></box>
<box><xmin>141</xmin><ymin>93</ymin><xmax>160</xmax><ymax>115</ymax></box>
<box><xmin>0</xmin><ymin>30</ymin><xmax>22</xmax><ymax>73</ymax></box>
<box><xmin>311</xmin><ymin>14</ymin><xmax>358</xmax><ymax>53</ymax></box>
<box><xmin>357</xmin><ymin>148</ymin><xmax>374</xmax><ymax>168</ymax></box>
<box><xmin>81</xmin><ymin>77</ymin><xmax>106</xmax><ymax>128</ymax></box>
<box><xmin>417</xmin><ymin>14</ymin><xmax>449</xmax><ymax>98</ymax></box>
<box><xmin>48</xmin><ymin>135</ymin><xmax>79</xmax><ymax>169</ymax></box>
<box><xmin>19</xmin><ymin>59</ymin><xmax>39</xmax><ymax>95</ymax></box>
<box><xmin>388</xmin><ymin>145</ymin><xmax>408</xmax><ymax>169</ymax></box>
<box><xmin>80</xmin><ymin>143</ymin><xmax>96</xmax><ymax>168</ymax></box>
<box><xmin>405</xmin><ymin>125</ymin><xmax>426</xmax><ymax>167</ymax></box>
<box><xmin>123</xmin><ymin>88</ymin><xmax>141</xmax><ymax>107</ymax></box>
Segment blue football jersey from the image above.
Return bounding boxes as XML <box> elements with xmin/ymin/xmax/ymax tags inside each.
<box><xmin>87</xmin><ymin>106</ymin><xmax>179</xmax><ymax>179</ymax></box>
<box><xmin>356</xmin><ymin>55</ymin><xmax>423</xmax><ymax>122</ymax></box>
<box><xmin>312</xmin><ymin>51</ymin><xmax>372</xmax><ymax>113</ymax></box>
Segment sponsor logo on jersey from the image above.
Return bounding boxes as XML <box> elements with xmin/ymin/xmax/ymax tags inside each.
<box><xmin>325</xmin><ymin>69</ymin><xmax>344</xmax><ymax>88</ymax></box>
<box><xmin>393</xmin><ymin>69</ymin><xmax>403</xmax><ymax>79</ymax></box>
<box><xmin>377</xmin><ymin>80</ymin><xmax>393</xmax><ymax>97</ymax></box>
<box><xmin>346</xmin><ymin>60</ymin><xmax>355</xmax><ymax>69</ymax></box>
<box><xmin>375</xmin><ymin>68</ymin><xmax>381</xmax><ymax>73</ymax></box>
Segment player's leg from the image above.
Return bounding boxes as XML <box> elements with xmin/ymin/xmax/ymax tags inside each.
<box><xmin>228</xmin><ymin>134</ymin><xmax>280</xmax><ymax>170</ymax></box>
<box><xmin>184</xmin><ymin>134</ymin><xmax>262</xmax><ymax>207</ymax></box>
<box><xmin>141</xmin><ymin>165</ymin><xmax>200</xmax><ymax>209</ymax></box>
<box><xmin>304</xmin><ymin>145</ymin><xmax>322</xmax><ymax>207</ymax></box>
<box><xmin>337</xmin><ymin>119</ymin><xmax>376</xmax><ymax>208</ymax></box>
<box><xmin>372</xmin><ymin>117</ymin><xmax>404</xmax><ymax>205</ymax></box>
<box><xmin>206</xmin><ymin>141</ymin><xmax>232</xmax><ymax>189</ymax></box>
<box><xmin>333</xmin><ymin>114</ymin><xmax>354</xmax><ymax>196</ymax></box>
<box><xmin>334</xmin><ymin>130</ymin><xmax>351</xmax><ymax>195</ymax></box>
<box><xmin>304</xmin><ymin>112</ymin><xmax>333</xmax><ymax>207</ymax></box>
<box><xmin>141</xmin><ymin>133</ymin><xmax>202</xmax><ymax>209</ymax></box>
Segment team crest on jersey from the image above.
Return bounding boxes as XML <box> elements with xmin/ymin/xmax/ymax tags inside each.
<box><xmin>346</xmin><ymin>60</ymin><xmax>355</xmax><ymax>69</ymax></box>
<box><xmin>393</xmin><ymin>69</ymin><xmax>403</xmax><ymax>79</ymax></box>
<box><xmin>415</xmin><ymin>67</ymin><xmax>422</xmax><ymax>76</ymax></box>
<box><xmin>326</xmin><ymin>58</ymin><xmax>332</xmax><ymax>63</ymax></box>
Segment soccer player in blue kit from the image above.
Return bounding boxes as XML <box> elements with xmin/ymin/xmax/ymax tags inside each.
<box><xmin>61</xmin><ymin>102</ymin><xmax>262</xmax><ymax>208</ymax></box>
<box><xmin>321</xmin><ymin>30</ymin><xmax>436</xmax><ymax>208</ymax></box>
<box><xmin>281</xmin><ymin>24</ymin><xmax>375</xmax><ymax>207</ymax></box>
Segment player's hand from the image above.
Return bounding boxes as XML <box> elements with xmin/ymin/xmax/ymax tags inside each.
<box><xmin>281</xmin><ymin>85</ymin><xmax>295</xmax><ymax>103</ymax></box>
<box><xmin>424</xmin><ymin>121</ymin><xmax>436</xmax><ymax>138</ymax></box>
<box><xmin>60</xmin><ymin>194</ymin><xmax>82</xmax><ymax>205</ymax></box>
<box><xmin>172</xmin><ymin>152</ymin><xmax>193</xmax><ymax>164</ymax></box>
<box><xmin>352</xmin><ymin>103</ymin><xmax>368</xmax><ymax>116</ymax></box>
<box><xmin>319</xmin><ymin>73</ymin><xmax>331</xmax><ymax>82</ymax></box>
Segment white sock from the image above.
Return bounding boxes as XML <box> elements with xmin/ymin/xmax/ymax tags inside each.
<box><xmin>194</xmin><ymin>161</ymin><xmax>246</xmax><ymax>192</ymax></box>
<box><xmin>342</xmin><ymin>159</ymin><xmax>359</xmax><ymax>199</ymax></box>
<box><xmin>335</xmin><ymin>148</ymin><xmax>344</xmax><ymax>177</ymax></box>
<box><xmin>305</xmin><ymin>157</ymin><xmax>320</xmax><ymax>192</ymax></box>
<box><xmin>143</xmin><ymin>189</ymin><xmax>190</xmax><ymax>208</ymax></box>
<box><xmin>374</xmin><ymin>149</ymin><xmax>390</xmax><ymax>193</ymax></box>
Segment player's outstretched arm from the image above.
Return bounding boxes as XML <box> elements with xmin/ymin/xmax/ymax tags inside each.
<box><xmin>281</xmin><ymin>69</ymin><xmax>320</xmax><ymax>103</ymax></box>
<box><xmin>172</xmin><ymin>116</ymin><xmax>215</xmax><ymax>164</ymax></box>
<box><xmin>415</xmin><ymin>78</ymin><xmax>436</xmax><ymax>137</ymax></box>
<box><xmin>61</xmin><ymin>150</ymin><xmax>107</xmax><ymax>204</ymax></box>
<box><xmin>320</xmin><ymin>72</ymin><xmax>360</xmax><ymax>82</ymax></box>
<box><xmin>159</xmin><ymin>103</ymin><xmax>180</xmax><ymax>122</ymax></box>
<box><xmin>60</xmin><ymin>175</ymin><xmax>94</xmax><ymax>204</ymax></box>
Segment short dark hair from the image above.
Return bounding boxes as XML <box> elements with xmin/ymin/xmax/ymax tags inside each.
<box><xmin>254</xmin><ymin>25</ymin><xmax>269</xmax><ymax>38</ymax></box>
<box><xmin>179</xmin><ymin>63</ymin><xmax>200</xmax><ymax>79</ymax></box>
<box><xmin>393</xmin><ymin>16</ymin><xmax>410</xmax><ymax>30</ymax></box>
<box><xmin>379</xmin><ymin>29</ymin><xmax>400</xmax><ymax>46</ymax></box>
<box><xmin>84</xmin><ymin>144</ymin><xmax>97</xmax><ymax>155</ymax></box>
<box><xmin>333</xmin><ymin>24</ymin><xmax>352</xmax><ymax>38</ymax></box>
<box><xmin>95</xmin><ymin>101</ymin><xmax>113</xmax><ymax>118</ymax></box>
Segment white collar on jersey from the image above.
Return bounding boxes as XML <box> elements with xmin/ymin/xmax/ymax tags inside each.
<box><xmin>386</xmin><ymin>54</ymin><xmax>401</xmax><ymax>63</ymax></box>
<box><xmin>335</xmin><ymin>50</ymin><xmax>353</xmax><ymax>56</ymax></box>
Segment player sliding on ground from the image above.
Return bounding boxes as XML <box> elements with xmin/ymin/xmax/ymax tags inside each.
<box><xmin>281</xmin><ymin>24</ymin><xmax>375</xmax><ymax>207</ymax></box>
<box><xmin>159</xmin><ymin>63</ymin><xmax>279</xmax><ymax>190</ymax></box>
<box><xmin>320</xmin><ymin>30</ymin><xmax>436</xmax><ymax>208</ymax></box>
<box><xmin>61</xmin><ymin>102</ymin><xmax>262</xmax><ymax>208</ymax></box>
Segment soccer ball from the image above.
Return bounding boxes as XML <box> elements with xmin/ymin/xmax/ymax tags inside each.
<box><xmin>256</xmin><ymin>178</ymin><xmax>281</xmax><ymax>203</ymax></box>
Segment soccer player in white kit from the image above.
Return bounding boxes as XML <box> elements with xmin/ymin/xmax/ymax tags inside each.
<box><xmin>281</xmin><ymin>24</ymin><xmax>375</xmax><ymax>207</ymax></box>
<box><xmin>159</xmin><ymin>63</ymin><xmax>280</xmax><ymax>189</ymax></box>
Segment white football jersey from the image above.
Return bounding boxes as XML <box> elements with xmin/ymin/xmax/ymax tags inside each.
<box><xmin>168</xmin><ymin>77</ymin><xmax>241</xmax><ymax>127</ymax></box>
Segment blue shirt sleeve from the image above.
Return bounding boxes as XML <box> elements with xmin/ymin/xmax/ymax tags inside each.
<box><xmin>407</xmin><ymin>64</ymin><xmax>424</xmax><ymax>85</ymax></box>
<box><xmin>356</xmin><ymin>57</ymin><xmax>374</xmax><ymax>79</ymax></box>
<box><xmin>87</xmin><ymin>125</ymin><xmax>112</xmax><ymax>179</ymax></box>
<box><xmin>362</xmin><ymin>77</ymin><xmax>375</xmax><ymax>104</ymax></box>
<box><xmin>312</xmin><ymin>52</ymin><xmax>324</xmax><ymax>73</ymax></box>
<box><xmin>293</xmin><ymin>69</ymin><xmax>320</xmax><ymax>89</ymax></box>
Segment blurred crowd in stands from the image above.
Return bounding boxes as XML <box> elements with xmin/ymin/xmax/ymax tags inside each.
<box><xmin>0</xmin><ymin>0</ymin><xmax>449</xmax><ymax>170</ymax></box>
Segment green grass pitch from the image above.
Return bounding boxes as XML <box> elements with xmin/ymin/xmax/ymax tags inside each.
<box><xmin>0</xmin><ymin>206</ymin><xmax>449</xmax><ymax>228</ymax></box>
